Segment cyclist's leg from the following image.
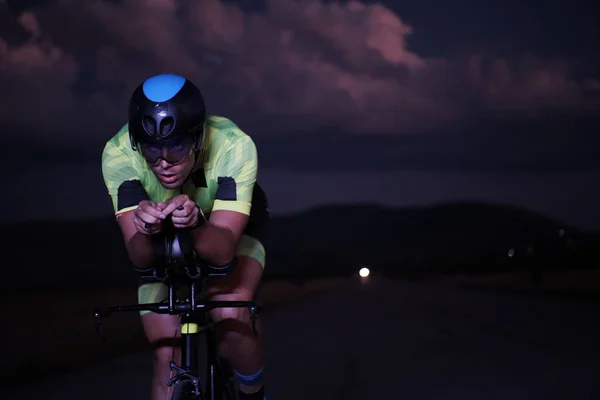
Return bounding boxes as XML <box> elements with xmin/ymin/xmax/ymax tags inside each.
<box><xmin>205</xmin><ymin>234</ymin><xmax>266</xmax><ymax>398</ymax></box>
<box><xmin>138</xmin><ymin>281</ymin><xmax>182</xmax><ymax>400</ymax></box>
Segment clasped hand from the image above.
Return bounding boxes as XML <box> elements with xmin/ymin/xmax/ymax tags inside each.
<box><xmin>133</xmin><ymin>194</ymin><xmax>199</xmax><ymax>234</ymax></box>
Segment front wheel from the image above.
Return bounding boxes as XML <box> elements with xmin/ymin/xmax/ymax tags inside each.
<box><xmin>170</xmin><ymin>379</ymin><xmax>199</xmax><ymax>400</ymax></box>
<box><xmin>216</xmin><ymin>358</ymin><xmax>237</xmax><ymax>400</ymax></box>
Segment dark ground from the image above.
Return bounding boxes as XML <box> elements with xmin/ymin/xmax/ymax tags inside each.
<box><xmin>5</xmin><ymin>276</ymin><xmax>600</xmax><ymax>399</ymax></box>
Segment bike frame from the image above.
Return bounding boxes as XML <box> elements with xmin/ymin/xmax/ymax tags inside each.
<box><xmin>93</xmin><ymin>225</ymin><xmax>261</xmax><ymax>399</ymax></box>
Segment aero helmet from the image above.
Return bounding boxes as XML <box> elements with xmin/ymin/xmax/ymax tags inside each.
<box><xmin>128</xmin><ymin>73</ymin><xmax>206</xmax><ymax>164</ymax></box>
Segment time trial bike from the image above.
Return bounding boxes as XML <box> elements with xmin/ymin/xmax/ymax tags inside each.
<box><xmin>92</xmin><ymin>219</ymin><xmax>262</xmax><ymax>400</ymax></box>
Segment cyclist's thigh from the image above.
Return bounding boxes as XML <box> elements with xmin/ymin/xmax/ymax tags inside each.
<box><xmin>206</xmin><ymin>235</ymin><xmax>265</xmax><ymax>299</ymax></box>
<box><xmin>241</xmin><ymin>182</ymin><xmax>269</xmax><ymax>269</ymax></box>
<box><xmin>138</xmin><ymin>281</ymin><xmax>182</xmax><ymax>345</ymax></box>
<box><xmin>141</xmin><ymin>312</ymin><xmax>181</xmax><ymax>349</ymax></box>
<box><xmin>205</xmin><ymin>182</ymin><xmax>269</xmax><ymax>297</ymax></box>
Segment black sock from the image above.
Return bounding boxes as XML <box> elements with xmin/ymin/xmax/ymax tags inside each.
<box><xmin>238</xmin><ymin>385</ymin><xmax>265</xmax><ymax>400</ymax></box>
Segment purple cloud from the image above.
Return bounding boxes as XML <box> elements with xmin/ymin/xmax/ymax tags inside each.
<box><xmin>0</xmin><ymin>0</ymin><xmax>597</xmax><ymax>144</ymax></box>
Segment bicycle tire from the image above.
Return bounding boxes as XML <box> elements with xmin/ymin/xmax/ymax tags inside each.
<box><xmin>216</xmin><ymin>358</ymin><xmax>237</xmax><ymax>400</ymax></box>
<box><xmin>170</xmin><ymin>379</ymin><xmax>199</xmax><ymax>400</ymax></box>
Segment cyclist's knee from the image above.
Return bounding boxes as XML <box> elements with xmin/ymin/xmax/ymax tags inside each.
<box><xmin>209</xmin><ymin>293</ymin><xmax>252</xmax><ymax>323</ymax></box>
<box><xmin>153</xmin><ymin>344</ymin><xmax>176</xmax><ymax>363</ymax></box>
<box><xmin>140</xmin><ymin>313</ymin><xmax>181</xmax><ymax>361</ymax></box>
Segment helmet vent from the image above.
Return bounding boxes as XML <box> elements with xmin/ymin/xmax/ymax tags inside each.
<box><xmin>141</xmin><ymin>116</ymin><xmax>175</xmax><ymax>137</ymax></box>
<box><xmin>159</xmin><ymin>117</ymin><xmax>175</xmax><ymax>137</ymax></box>
<box><xmin>142</xmin><ymin>116</ymin><xmax>157</xmax><ymax>136</ymax></box>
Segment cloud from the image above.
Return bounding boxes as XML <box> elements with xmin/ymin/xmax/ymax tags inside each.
<box><xmin>464</xmin><ymin>55</ymin><xmax>596</xmax><ymax>115</ymax></box>
<box><xmin>584</xmin><ymin>79</ymin><xmax>600</xmax><ymax>93</ymax></box>
<box><xmin>0</xmin><ymin>12</ymin><xmax>78</xmax><ymax>135</ymax></box>
<box><xmin>0</xmin><ymin>0</ymin><xmax>598</xmax><ymax>145</ymax></box>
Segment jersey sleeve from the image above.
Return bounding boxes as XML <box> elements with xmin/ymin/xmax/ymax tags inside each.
<box><xmin>101</xmin><ymin>140</ymin><xmax>149</xmax><ymax>216</ymax></box>
<box><xmin>212</xmin><ymin>134</ymin><xmax>258</xmax><ymax>216</ymax></box>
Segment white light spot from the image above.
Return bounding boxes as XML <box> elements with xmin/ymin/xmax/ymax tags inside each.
<box><xmin>359</xmin><ymin>267</ymin><xmax>370</xmax><ymax>278</ymax></box>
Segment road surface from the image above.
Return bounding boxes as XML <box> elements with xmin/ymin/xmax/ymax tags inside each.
<box><xmin>6</xmin><ymin>277</ymin><xmax>600</xmax><ymax>399</ymax></box>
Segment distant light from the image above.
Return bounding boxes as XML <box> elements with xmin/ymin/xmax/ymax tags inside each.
<box><xmin>508</xmin><ymin>248</ymin><xmax>515</xmax><ymax>258</ymax></box>
<box><xmin>359</xmin><ymin>267</ymin><xmax>370</xmax><ymax>278</ymax></box>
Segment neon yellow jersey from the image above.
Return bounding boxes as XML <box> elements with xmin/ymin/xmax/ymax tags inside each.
<box><xmin>101</xmin><ymin>115</ymin><xmax>258</xmax><ymax>218</ymax></box>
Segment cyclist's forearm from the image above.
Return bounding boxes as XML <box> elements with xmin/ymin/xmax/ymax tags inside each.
<box><xmin>125</xmin><ymin>232</ymin><xmax>156</xmax><ymax>269</ymax></box>
<box><xmin>191</xmin><ymin>222</ymin><xmax>236</xmax><ymax>266</ymax></box>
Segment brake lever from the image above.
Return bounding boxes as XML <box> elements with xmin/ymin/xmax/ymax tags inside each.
<box><xmin>249</xmin><ymin>304</ymin><xmax>261</xmax><ymax>337</ymax></box>
<box><xmin>92</xmin><ymin>308</ymin><xmax>108</xmax><ymax>342</ymax></box>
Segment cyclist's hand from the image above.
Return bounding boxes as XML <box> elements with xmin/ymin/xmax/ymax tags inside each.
<box><xmin>133</xmin><ymin>200</ymin><xmax>167</xmax><ymax>235</ymax></box>
<box><xmin>162</xmin><ymin>194</ymin><xmax>199</xmax><ymax>229</ymax></box>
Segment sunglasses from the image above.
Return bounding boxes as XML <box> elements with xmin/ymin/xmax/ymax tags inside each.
<box><xmin>139</xmin><ymin>136</ymin><xmax>197</xmax><ymax>164</ymax></box>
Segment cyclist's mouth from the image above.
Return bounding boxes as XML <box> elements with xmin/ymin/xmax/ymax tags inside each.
<box><xmin>159</xmin><ymin>173</ymin><xmax>178</xmax><ymax>184</ymax></box>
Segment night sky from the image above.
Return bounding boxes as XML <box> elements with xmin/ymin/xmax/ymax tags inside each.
<box><xmin>1</xmin><ymin>0</ymin><xmax>598</xmax><ymax>229</ymax></box>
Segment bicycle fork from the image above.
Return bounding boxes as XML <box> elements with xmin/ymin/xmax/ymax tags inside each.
<box><xmin>166</xmin><ymin>313</ymin><xmax>203</xmax><ymax>398</ymax></box>
<box><xmin>166</xmin><ymin>307</ymin><xmax>260</xmax><ymax>399</ymax></box>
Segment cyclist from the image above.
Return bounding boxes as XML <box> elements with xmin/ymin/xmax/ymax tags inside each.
<box><xmin>101</xmin><ymin>73</ymin><xmax>269</xmax><ymax>400</ymax></box>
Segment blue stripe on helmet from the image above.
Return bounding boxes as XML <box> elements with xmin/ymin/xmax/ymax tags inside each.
<box><xmin>142</xmin><ymin>74</ymin><xmax>186</xmax><ymax>102</ymax></box>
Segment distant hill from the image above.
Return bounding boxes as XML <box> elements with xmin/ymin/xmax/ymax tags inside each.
<box><xmin>266</xmin><ymin>202</ymin><xmax>596</xmax><ymax>277</ymax></box>
<box><xmin>268</xmin><ymin>201</ymin><xmax>579</xmax><ymax>250</ymax></box>
<box><xmin>1</xmin><ymin>202</ymin><xmax>596</xmax><ymax>290</ymax></box>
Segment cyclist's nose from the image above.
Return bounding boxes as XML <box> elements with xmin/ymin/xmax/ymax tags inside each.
<box><xmin>159</xmin><ymin>157</ymin><xmax>174</xmax><ymax>169</ymax></box>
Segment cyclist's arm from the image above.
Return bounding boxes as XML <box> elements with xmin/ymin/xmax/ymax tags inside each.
<box><xmin>192</xmin><ymin>211</ymin><xmax>248</xmax><ymax>265</ymax></box>
<box><xmin>115</xmin><ymin>210</ymin><xmax>155</xmax><ymax>269</ymax></box>
<box><xmin>191</xmin><ymin>134</ymin><xmax>257</xmax><ymax>265</ymax></box>
<box><xmin>101</xmin><ymin>137</ymin><xmax>156</xmax><ymax>269</ymax></box>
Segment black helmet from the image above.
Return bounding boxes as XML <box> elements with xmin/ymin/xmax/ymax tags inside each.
<box><xmin>128</xmin><ymin>73</ymin><xmax>206</xmax><ymax>164</ymax></box>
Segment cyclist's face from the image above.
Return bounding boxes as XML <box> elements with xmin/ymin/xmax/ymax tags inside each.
<box><xmin>139</xmin><ymin>135</ymin><xmax>195</xmax><ymax>165</ymax></box>
<box><xmin>147</xmin><ymin>147</ymin><xmax>196</xmax><ymax>189</ymax></box>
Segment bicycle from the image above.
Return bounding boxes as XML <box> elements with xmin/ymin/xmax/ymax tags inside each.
<box><xmin>92</xmin><ymin>220</ymin><xmax>262</xmax><ymax>400</ymax></box>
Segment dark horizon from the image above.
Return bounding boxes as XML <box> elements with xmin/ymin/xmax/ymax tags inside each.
<box><xmin>1</xmin><ymin>199</ymin><xmax>596</xmax><ymax>235</ymax></box>
<box><xmin>4</xmin><ymin>199</ymin><xmax>596</xmax><ymax>295</ymax></box>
